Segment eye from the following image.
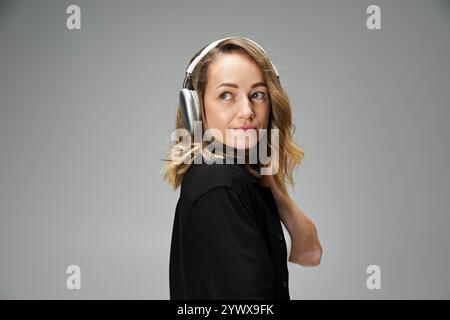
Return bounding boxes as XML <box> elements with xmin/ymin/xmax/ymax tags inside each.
<box><xmin>252</xmin><ymin>91</ymin><xmax>266</xmax><ymax>100</ymax></box>
<box><xmin>219</xmin><ymin>92</ymin><xmax>233</xmax><ymax>101</ymax></box>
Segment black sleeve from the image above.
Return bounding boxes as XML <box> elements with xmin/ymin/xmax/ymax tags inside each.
<box><xmin>189</xmin><ymin>186</ymin><xmax>275</xmax><ymax>299</ymax></box>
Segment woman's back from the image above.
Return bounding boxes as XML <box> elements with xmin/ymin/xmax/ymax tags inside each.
<box><xmin>169</xmin><ymin>161</ymin><xmax>290</xmax><ymax>300</ymax></box>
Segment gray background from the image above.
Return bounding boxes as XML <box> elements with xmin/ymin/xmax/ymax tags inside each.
<box><xmin>0</xmin><ymin>0</ymin><xmax>449</xmax><ymax>299</ymax></box>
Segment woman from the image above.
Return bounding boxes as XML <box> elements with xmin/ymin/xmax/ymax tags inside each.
<box><xmin>163</xmin><ymin>36</ymin><xmax>322</xmax><ymax>300</ymax></box>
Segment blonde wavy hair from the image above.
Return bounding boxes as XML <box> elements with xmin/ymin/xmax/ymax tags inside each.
<box><xmin>162</xmin><ymin>37</ymin><xmax>304</xmax><ymax>197</ymax></box>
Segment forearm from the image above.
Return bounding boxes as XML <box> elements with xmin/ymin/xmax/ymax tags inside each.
<box><xmin>259</xmin><ymin>172</ymin><xmax>322</xmax><ymax>267</ymax></box>
<box><xmin>275</xmin><ymin>195</ymin><xmax>323</xmax><ymax>267</ymax></box>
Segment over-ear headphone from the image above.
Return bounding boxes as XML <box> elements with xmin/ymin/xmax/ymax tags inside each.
<box><xmin>179</xmin><ymin>36</ymin><xmax>280</xmax><ymax>135</ymax></box>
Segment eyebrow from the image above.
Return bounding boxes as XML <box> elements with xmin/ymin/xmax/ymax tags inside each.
<box><xmin>215</xmin><ymin>82</ymin><xmax>267</xmax><ymax>89</ymax></box>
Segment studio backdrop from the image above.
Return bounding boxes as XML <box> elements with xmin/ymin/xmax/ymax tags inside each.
<box><xmin>0</xmin><ymin>0</ymin><xmax>449</xmax><ymax>299</ymax></box>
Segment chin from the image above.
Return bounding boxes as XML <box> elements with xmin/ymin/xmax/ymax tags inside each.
<box><xmin>225</xmin><ymin>137</ymin><xmax>258</xmax><ymax>151</ymax></box>
<box><xmin>225</xmin><ymin>129</ymin><xmax>259</xmax><ymax>150</ymax></box>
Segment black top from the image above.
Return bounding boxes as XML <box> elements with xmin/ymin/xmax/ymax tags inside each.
<box><xmin>169</xmin><ymin>160</ymin><xmax>290</xmax><ymax>300</ymax></box>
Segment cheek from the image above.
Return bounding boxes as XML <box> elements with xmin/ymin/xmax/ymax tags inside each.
<box><xmin>256</xmin><ymin>104</ymin><xmax>271</xmax><ymax>128</ymax></box>
<box><xmin>204</xmin><ymin>101</ymin><xmax>233</xmax><ymax>131</ymax></box>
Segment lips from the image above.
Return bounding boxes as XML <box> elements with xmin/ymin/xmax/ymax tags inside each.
<box><xmin>234</xmin><ymin>126</ymin><xmax>256</xmax><ymax>131</ymax></box>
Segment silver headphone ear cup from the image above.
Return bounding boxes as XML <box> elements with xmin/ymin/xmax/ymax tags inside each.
<box><xmin>179</xmin><ymin>88</ymin><xmax>201</xmax><ymax>135</ymax></box>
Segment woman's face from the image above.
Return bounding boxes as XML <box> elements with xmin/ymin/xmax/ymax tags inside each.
<box><xmin>203</xmin><ymin>52</ymin><xmax>270</xmax><ymax>150</ymax></box>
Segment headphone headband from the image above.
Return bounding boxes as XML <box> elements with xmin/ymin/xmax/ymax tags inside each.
<box><xmin>182</xmin><ymin>36</ymin><xmax>279</xmax><ymax>88</ymax></box>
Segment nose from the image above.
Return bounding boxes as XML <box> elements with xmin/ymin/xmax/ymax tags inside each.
<box><xmin>237</xmin><ymin>95</ymin><xmax>255</xmax><ymax>119</ymax></box>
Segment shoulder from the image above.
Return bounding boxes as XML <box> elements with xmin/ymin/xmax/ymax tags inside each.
<box><xmin>180</xmin><ymin>161</ymin><xmax>260</xmax><ymax>204</ymax></box>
